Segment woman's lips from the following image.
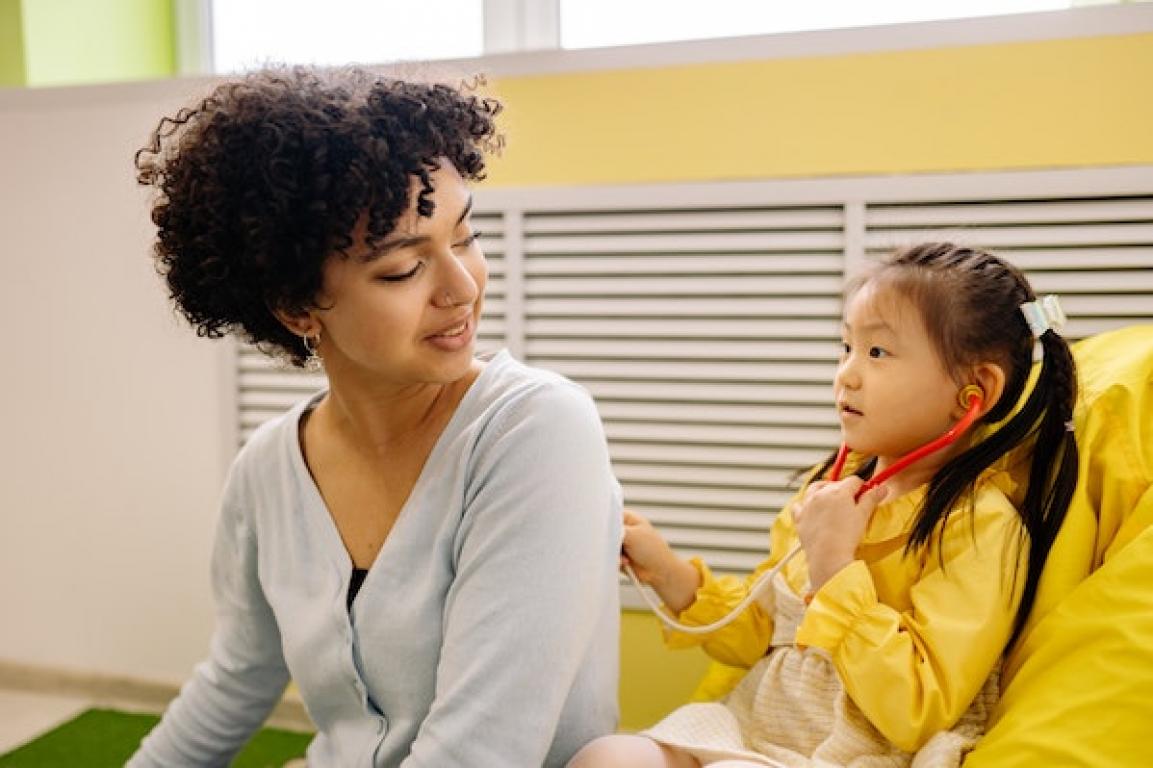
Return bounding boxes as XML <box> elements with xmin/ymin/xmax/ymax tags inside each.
<box><xmin>425</xmin><ymin>315</ymin><xmax>474</xmax><ymax>351</ymax></box>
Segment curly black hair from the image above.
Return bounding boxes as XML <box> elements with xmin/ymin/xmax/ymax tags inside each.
<box><xmin>135</xmin><ymin>65</ymin><xmax>502</xmax><ymax>366</ymax></box>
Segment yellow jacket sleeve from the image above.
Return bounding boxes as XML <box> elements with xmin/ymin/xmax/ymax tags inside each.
<box><xmin>795</xmin><ymin>489</ymin><xmax>1026</xmax><ymax>753</ymax></box>
<box><xmin>662</xmin><ymin>502</ymin><xmax>802</xmax><ymax>669</ymax></box>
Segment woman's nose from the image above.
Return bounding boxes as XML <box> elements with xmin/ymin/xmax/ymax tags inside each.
<box><xmin>434</xmin><ymin>253</ymin><xmax>481</xmax><ymax>308</ymax></box>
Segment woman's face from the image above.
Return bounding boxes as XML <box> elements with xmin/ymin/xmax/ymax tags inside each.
<box><xmin>312</xmin><ymin>161</ymin><xmax>487</xmax><ymax>388</ymax></box>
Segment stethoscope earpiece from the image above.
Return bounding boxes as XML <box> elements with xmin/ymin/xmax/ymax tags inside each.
<box><xmin>958</xmin><ymin>384</ymin><xmax>984</xmax><ymax>411</ymax></box>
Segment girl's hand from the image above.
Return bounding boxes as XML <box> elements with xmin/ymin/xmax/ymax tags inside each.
<box><xmin>793</xmin><ymin>478</ymin><xmax>888</xmax><ymax>592</ymax></box>
<box><xmin>622</xmin><ymin>508</ymin><xmax>701</xmax><ymax>614</ymax></box>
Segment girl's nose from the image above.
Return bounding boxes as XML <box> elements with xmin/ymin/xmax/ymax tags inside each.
<box><xmin>835</xmin><ymin>355</ymin><xmax>861</xmax><ymax>390</ymax></box>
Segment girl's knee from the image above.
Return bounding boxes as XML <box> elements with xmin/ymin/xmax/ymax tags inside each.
<box><xmin>567</xmin><ymin>734</ymin><xmax>675</xmax><ymax>768</ymax></box>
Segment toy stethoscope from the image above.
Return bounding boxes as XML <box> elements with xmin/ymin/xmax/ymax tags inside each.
<box><xmin>624</xmin><ymin>385</ymin><xmax>986</xmax><ymax>634</ymax></box>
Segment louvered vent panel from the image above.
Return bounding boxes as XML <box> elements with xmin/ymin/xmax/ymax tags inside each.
<box><xmin>237</xmin><ymin>349</ymin><xmax>326</xmax><ymax>446</ymax></box>
<box><xmin>865</xmin><ymin>197</ymin><xmax>1153</xmax><ymax>340</ymax></box>
<box><xmin>233</xmin><ymin>172</ymin><xmax>1153</xmax><ymax>592</ymax></box>
<box><xmin>522</xmin><ymin>207</ymin><xmax>845</xmax><ymax>573</ymax></box>
<box><xmin>473</xmin><ymin>212</ymin><xmax>508</xmax><ymax>355</ymax></box>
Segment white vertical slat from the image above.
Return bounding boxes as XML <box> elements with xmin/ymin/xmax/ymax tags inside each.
<box><xmin>472</xmin><ymin>211</ymin><xmax>508</xmax><ymax>356</ymax></box>
<box><xmin>500</xmin><ymin>208</ymin><xmax>526</xmax><ymax>359</ymax></box>
<box><xmin>218</xmin><ymin>336</ymin><xmax>239</xmax><ymax>472</ymax></box>
<box><xmin>843</xmin><ymin>200</ymin><xmax>866</xmax><ymax>279</ymax></box>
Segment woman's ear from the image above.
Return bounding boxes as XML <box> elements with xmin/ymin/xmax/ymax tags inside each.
<box><xmin>272</xmin><ymin>306</ymin><xmax>320</xmax><ymax>341</ymax></box>
<box><xmin>960</xmin><ymin>362</ymin><xmax>1007</xmax><ymax>420</ymax></box>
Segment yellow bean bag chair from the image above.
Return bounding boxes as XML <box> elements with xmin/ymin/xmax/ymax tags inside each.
<box><xmin>688</xmin><ymin>325</ymin><xmax>1153</xmax><ymax>766</ymax></box>
<box><xmin>965</xmin><ymin>324</ymin><xmax>1153</xmax><ymax>768</ymax></box>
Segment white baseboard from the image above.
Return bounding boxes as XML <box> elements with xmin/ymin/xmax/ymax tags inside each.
<box><xmin>0</xmin><ymin>659</ymin><xmax>314</xmax><ymax>733</ymax></box>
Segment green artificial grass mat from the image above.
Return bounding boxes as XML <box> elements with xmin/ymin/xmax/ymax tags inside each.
<box><xmin>0</xmin><ymin>708</ymin><xmax>311</xmax><ymax>767</ymax></box>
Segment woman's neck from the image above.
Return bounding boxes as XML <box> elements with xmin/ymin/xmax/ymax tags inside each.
<box><xmin>313</xmin><ymin>361</ymin><xmax>483</xmax><ymax>459</ymax></box>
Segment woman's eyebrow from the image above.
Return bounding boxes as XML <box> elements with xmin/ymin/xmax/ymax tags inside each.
<box><xmin>362</xmin><ymin>195</ymin><xmax>475</xmax><ymax>263</ymax></box>
<box><xmin>843</xmin><ymin>320</ymin><xmax>896</xmax><ymax>333</ymax></box>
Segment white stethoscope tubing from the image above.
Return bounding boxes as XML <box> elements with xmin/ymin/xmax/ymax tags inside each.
<box><xmin>622</xmin><ymin>542</ymin><xmax>803</xmax><ymax>635</ymax></box>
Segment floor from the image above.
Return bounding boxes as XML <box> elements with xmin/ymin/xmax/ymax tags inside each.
<box><xmin>0</xmin><ymin>689</ymin><xmax>95</xmax><ymax>754</ymax></box>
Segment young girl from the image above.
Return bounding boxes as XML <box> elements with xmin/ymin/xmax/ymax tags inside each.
<box><xmin>570</xmin><ymin>243</ymin><xmax>1078</xmax><ymax>768</ymax></box>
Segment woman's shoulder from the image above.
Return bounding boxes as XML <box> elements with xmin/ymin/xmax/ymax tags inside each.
<box><xmin>466</xmin><ymin>350</ymin><xmax>599</xmax><ymax>422</ymax></box>
<box><xmin>454</xmin><ymin>351</ymin><xmax>609</xmax><ymax>470</ymax></box>
<box><xmin>226</xmin><ymin>390</ymin><xmax>323</xmax><ymax>487</ymax></box>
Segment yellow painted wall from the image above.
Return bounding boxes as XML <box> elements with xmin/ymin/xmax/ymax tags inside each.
<box><xmin>22</xmin><ymin>0</ymin><xmax>174</xmax><ymax>87</ymax></box>
<box><xmin>481</xmin><ymin>29</ymin><xmax>1153</xmax><ymax>728</ymax></box>
<box><xmin>0</xmin><ymin>0</ymin><xmax>25</xmax><ymax>86</ymax></box>
<box><xmin>486</xmin><ymin>32</ymin><xmax>1153</xmax><ymax>187</ymax></box>
<box><xmin>619</xmin><ymin>611</ymin><xmax>713</xmax><ymax>731</ymax></box>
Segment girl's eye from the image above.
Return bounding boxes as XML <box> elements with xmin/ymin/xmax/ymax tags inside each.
<box><xmin>454</xmin><ymin>230</ymin><xmax>484</xmax><ymax>249</ymax></box>
<box><xmin>840</xmin><ymin>342</ymin><xmax>851</xmax><ymax>356</ymax></box>
<box><xmin>868</xmin><ymin>346</ymin><xmax>888</xmax><ymax>359</ymax></box>
<box><xmin>377</xmin><ymin>262</ymin><xmax>424</xmax><ymax>283</ymax></box>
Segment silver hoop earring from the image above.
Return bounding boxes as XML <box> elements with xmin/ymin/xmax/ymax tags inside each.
<box><xmin>302</xmin><ymin>332</ymin><xmax>323</xmax><ymax>371</ymax></box>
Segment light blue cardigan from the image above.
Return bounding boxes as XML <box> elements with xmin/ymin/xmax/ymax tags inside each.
<box><xmin>130</xmin><ymin>351</ymin><xmax>622</xmax><ymax>767</ymax></box>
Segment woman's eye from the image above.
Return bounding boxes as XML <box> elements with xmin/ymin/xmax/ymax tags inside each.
<box><xmin>454</xmin><ymin>230</ymin><xmax>484</xmax><ymax>249</ymax></box>
<box><xmin>868</xmin><ymin>346</ymin><xmax>888</xmax><ymax>358</ymax></box>
<box><xmin>377</xmin><ymin>262</ymin><xmax>423</xmax><ymax>282</ymax></box>
<box><xmin>841</xmin><ymin>342</ymin><xmax>851</xmax><ymax>356</ymax></box>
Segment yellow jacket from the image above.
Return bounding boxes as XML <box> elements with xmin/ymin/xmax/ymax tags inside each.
<box><xmin>665</xmin><ymin>464</ymin><xmax>1028</xmax><ymax>752</ymax></box>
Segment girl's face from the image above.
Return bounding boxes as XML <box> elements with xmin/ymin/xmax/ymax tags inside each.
<box><xmin>834</xmin><ymin>283</ymin><xmax>963</xmax><ymax>464</ymax></box>
<box><xmin>310</xmin><ymin>161</ymin><xmax>487</xmax><ymax>388</ymax></box>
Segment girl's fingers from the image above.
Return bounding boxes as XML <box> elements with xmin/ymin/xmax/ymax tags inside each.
<box><xmin>834</xmin><ymin>475</ymin><xmax>865</xmax><ymax>495</ymax></box>
<box><xmin>858</xmin><ymin>484</ymin><xmax>890</xmax><ymax>510</ymax></box>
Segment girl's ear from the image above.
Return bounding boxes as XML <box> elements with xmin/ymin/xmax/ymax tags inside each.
<box><xmin>961</xmin><ymin>362</ymin><xmax>1007</xmax><ymax>420</ymax></box>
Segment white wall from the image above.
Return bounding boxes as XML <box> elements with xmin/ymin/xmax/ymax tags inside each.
<box><xmin>0</xmin><ymin>77</ymin><xmax>234</xmax><ymax>684</ymax></box>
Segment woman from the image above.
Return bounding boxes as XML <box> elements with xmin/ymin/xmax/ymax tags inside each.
<box><xmin>128</xmin><ymin>66</ymin><xmax>621</xmax><ymax>768</ymax></box>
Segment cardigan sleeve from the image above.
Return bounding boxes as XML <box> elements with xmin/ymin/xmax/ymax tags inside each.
<box><xmin>128</xmin><ymin>474</ymin><xmax>291</xmax><ymax>768</ymax></box>
<box><xmin>400</xmin><ymin>381</ymin><xmax>622</xmax><ymax>768</ymax></box>
<box><xmin>794</xmin><ymin>486</ymin><xmax>1027</xmax><ymax>752</ymax></box>
<box><xmin>661</xmin><ymin>502</ymin><xmax>802</xmax><ymax>669</ymax></box>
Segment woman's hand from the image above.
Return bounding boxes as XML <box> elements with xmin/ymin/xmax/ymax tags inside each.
<box><xmin>621</xmin><ymin>509</ymin><xmax>701</xmax><ymax>614</ymax></box>
<box><xmin>793</xmin><ymin>478</ymin><xmax>888</xmax><ymax>592</ymax></box>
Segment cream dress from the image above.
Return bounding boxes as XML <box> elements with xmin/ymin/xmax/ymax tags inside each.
<box><xmin>644</xmin><ymin>572</ymin><xmax>1000</xmax><ymax>768</ymax></box>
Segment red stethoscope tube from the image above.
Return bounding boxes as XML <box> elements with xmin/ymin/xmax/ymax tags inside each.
<box><xmin>828</xmin><ymin>390</ymin><xmax>984</xmax><ymax>498</ymax></box>
<box><xmin>625</xmin><ymin>389</ymin><xmax>986</xmax><ymax>635</ymax></box>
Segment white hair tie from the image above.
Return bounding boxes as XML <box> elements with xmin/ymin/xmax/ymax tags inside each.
<box><xmin>1019</xmin><ymin>294</ymin><xmax>1067</xmax><ymax>337</ymax></box>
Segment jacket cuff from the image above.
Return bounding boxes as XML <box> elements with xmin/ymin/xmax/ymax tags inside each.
<box><xmin>661</xmin><ymin>557</ymin><xmax>737</xmax><ymax>648</ymax></box>
<box><xmin>795</xmin><ymin>560</ymin><xmax>877</xmax><ymax>651</ymax></box>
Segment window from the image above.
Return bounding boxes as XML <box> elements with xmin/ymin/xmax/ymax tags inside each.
<box><xmin>560</xmin><ymin>0</ymin><xmax>1070</xmax><ymax>49</ymax></box>
<box><xmin>197</xmin><ymin>1</ymin><xmax>1142</xmax><ymax>74</ymax></box>
<box><xmin>211</xmin><ymin>0</ymin><xmax>484</xmax><ymax>74</ymax></box>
